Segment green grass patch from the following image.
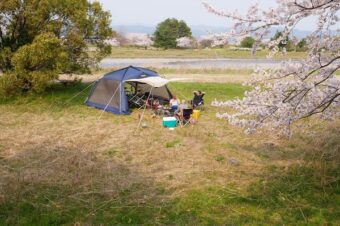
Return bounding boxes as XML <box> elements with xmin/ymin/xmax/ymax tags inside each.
<box><xmin>0</xmin><ymin>82</ymin><xmax>248</xmax><ymax>115</ymax></box>
<box><xmin>1</xmin><ymin>162</ymin><xmax>338</xmax><ymax>225</ymax></box>
<box><xmin>246</xmin><ymin>164</ymin><xmax>340</xmax><ymax>225</ymax></box>
<box><xmin>165</xmin><ymin>138</ymin><xmax>181</xmax><ymax>148</ymax></box>
<box><xmin>168</xmin><ymin>82</ymin><xmax>247</xmax><ymax>103</ymax></box>
<box><xmin>0</xmin><ymin>83</ymin><xmax>92</xmax><ymax>113</ymax></box>
<box><xmin>105</xmin><ymin>147</ymin><xmax>121</xmax><ymax>157</ymax></box>
<box><xmin>155</xmin><ymin>67</ymin><xmax>254</xmax><ymax>75</ymax></box>
<box><xmin>214</xmin><ymin>155</ymin><xmax>225</xmax><ymax>164</ymax></box>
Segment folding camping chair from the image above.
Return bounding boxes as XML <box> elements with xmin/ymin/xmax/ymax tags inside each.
<box><xmin>128</xmin><ymin>93</ymin><xmax>145</xmax><ymax>108</ymax></box>
<box><xmin>176</xmin><ymin>108</ymin><xmax>193</xmax><ymax>126</ymax></box>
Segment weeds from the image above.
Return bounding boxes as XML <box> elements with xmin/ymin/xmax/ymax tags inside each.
<box><xmin>214</xmin><ymin>155</ymin><xmax>225</xmax><ymax>163</ymax></box>
<box><xmin>165</xmin><ymin>139</ymin><xmax>181</xmax><ymax>148</ymax></box>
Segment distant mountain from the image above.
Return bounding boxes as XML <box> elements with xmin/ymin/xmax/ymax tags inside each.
<box><xmin>112</xmin><ymin>24</ymin><xmax>313</xmax><ymax>39</ymax></box>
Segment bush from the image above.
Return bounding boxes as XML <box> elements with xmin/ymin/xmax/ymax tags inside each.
<box><xmin>296</xmin><ymin>38</ymin><xmax>308</xmax><ymax>52</ymax></box>
<box><xmin>240</xmin><ymin>37</ymin><xmax>255</xmax><ymax>48</ymax></box>
<box><xmin>0</xmin><ymin>73</ymin><xmax>21</xmax><ymax>97</ymax></box>
<box><xmin>3</xmin><ymin>33</ymin><xmax>67</xmax><ymax>94</ymax></box>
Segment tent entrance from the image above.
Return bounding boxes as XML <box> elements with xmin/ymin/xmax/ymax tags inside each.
<box><xmin>125</xmin><ymin>81</ymin><xmax>172</xmax><ymax>109</ymax></box>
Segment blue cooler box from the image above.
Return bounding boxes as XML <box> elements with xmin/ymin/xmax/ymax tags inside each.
<box><xmin>163</xmin><ymin>117</ymin><xmax>177</xmax><ymax>128</ymax></box>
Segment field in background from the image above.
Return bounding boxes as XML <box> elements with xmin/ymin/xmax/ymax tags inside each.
<box><xmin>73</xmin><ymin>68</ymin><xmax>254</xmax><ymax>84</ymax></box>
<box><xmin>109</xmin><ymin>47</ymin><xmax>307</xmax><ymax>59</ymax></box>
<box><xmin>0</xmin><ymin>81</ymin><xmax>339</xmax><ymax>225</ymax></box>
<box><xmin>67</xmin><ymin>68</ymin><xmax>340</xmax><ymax>86</ymax></box>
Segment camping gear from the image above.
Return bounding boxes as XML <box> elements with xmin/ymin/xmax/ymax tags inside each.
<box><xmin>192</xmin><ymin>109</ymin><xmax>200</xmax><ymax>120</ymax></box>
<box><xmin>86</xmin><ymin>66</ymin><xmax>173</xmax><ymax>115</ymax></box>
<box><xmin>162</xmin><ymin>117</ymin><xmax>177</xmax><ymax>128</ymax></box>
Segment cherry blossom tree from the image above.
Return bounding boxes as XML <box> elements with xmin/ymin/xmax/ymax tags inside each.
<box><xmin>203</xmin><ymin>0</ymin><xmax>340</xmax><ymax>136</ymax></box>
<box><xmin>176</xmin><ymin>37</ymin><xmax>196</xmax><ymax>48</ymax></box>
<box><xmin>200</xmin><ymin>34</ymin><xmax>229</xmax><ymax>47</ymax></box>
<box><xmin>104</xmin><ymin>38</ymin><xmax>120</xmax><ymax>47</ymax></box>
<box><xmin>125</xmin><ymin>33</ymin><xmax>153</xmax><ymax>49</ymax></box>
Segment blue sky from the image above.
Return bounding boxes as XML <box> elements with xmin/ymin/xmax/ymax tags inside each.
<box><xmin>98</xmin><ymin>0</ymin><xmax>318</xmax><ymax>31</ymax></box>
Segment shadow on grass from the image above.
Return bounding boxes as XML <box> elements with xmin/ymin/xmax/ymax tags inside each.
<box><xmin>1</xmin><ymin>142</ymin><xmax>338</xmax><ymax>225</ymax></box>
<box><xmin>0</xmin><ymin>82</ymin><xmax>93</xmax><ymax>110</ymax></box>
<box><xmin>0</xmin><ymin>145</ymin><xmax>169</xmax><ymax>225</ymax></box>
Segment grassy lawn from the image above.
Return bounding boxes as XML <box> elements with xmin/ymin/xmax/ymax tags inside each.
<box><xmin>0</xmin><ymin>82</ymin><xmax>339</xmax><ymax>225</ymax></box>
<box><xmin>109</xmin><ymin>47</ymin><xmax>307</xmax><ymax>60</ymax></box>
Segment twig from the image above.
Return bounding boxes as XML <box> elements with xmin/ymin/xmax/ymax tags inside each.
<box><xmin>299</xmin><ymin>207</ymin><xmax>308</xmax><ymax>223</ymax></box>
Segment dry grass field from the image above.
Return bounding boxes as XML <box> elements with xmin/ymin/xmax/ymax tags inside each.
<box><xmin>0</xmin><ymin>81</ymin><xmax>339</xmax><ymax>225</ymax></box>
<box><xmin>108</xmin><ymin>47</ymin><xmax>307</xmax><ymax>60</ymax></box>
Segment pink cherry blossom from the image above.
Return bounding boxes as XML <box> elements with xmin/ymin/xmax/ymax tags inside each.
<box><xmin>125</xmin><ymin>33</ymin><xmax>153</xmax><ymax>47</ymax></box>
<box><xmin>176</xmin><ymin>37</ymin><xmax>196</xmax><ymax>48</ymax></box>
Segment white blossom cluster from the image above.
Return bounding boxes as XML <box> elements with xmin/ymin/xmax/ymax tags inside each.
<box><xmin>125</xmin><ymin>33</ymin><xmax>153</xmax><ymax>47</ymax></box>
<box><xmin>176</xmin><ymin>37</ymin><xmax>196</xmax><ymax>48</ymax></box>
<box><xmin>104</xmin><ymin>38</ymin><xmax>120</xmax><ymax>47</ymax></box>
<box><xmin>200</xmin><ymin>33</ymin><xmax>229</xmax><ymax>47</ymax></box>
<box><xmin>204</xmin><ymin>0</ymin><xmax>340</xmax><ymax>135</ymax></box>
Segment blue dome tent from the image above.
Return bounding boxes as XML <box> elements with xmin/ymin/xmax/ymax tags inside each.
<box><xmin>85</xmin><ymin>66</ymin><xmax>173</xmax><ymax>114</ymax></box>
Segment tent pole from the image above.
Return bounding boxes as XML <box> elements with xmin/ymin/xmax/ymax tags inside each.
<box><xmin>137</xmin><ymin>86</ymin><xmax>153</xmax><ymax>130</ymax></box>
<box><xmin>119</xmin><ymin>83</ymin><xmax>122</xmax><ymax>114</ymax></box>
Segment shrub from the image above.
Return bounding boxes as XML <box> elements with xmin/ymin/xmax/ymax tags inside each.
<box><xmin>0</xmin><ymin>73</ymin><xmax>21</xmax><ymax>97</ymax></box>
<box><xmin>240</xmin><ymin>37</ymin><xmax>255</xmax><ymax>48</ymax></box>
<box><xmin>8</xmin><ymin>33</ymin><xmax>67</xmax><ymax>94</ymax></box>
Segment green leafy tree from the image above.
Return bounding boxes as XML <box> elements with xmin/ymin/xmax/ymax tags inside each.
<box><xmin>0</xmin><ymin>0</ymin><xmax>113</xmax><ymax>95</ymax></box>
<box><xmin>271</xmin><ymin>31</ymin><xmax>295</xmax><ymax>51</ymax></box>
<box><xmin>154</xmin><ymin>18</ymin><xmax>192</xmax><ymax>49</ymax></box>
<box><xmin>240</xmin><ymin>36</ymin><xmax>255</xmax><ymax>48</ymax></box>
<box><xmin>11</xmin><ymin>33</ymin><xmax>67</xmax><ymax>93</ymax></box>
<box><xmin>296</xmin><ymin>38</ymin><xmax>308</xmax><ymax>52</ymax></box>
